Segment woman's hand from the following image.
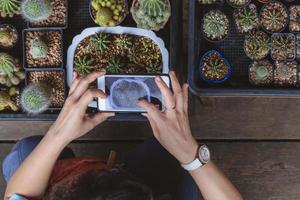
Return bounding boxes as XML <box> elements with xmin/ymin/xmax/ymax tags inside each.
<box><xmin>48</xmin><ymin>71</ymin><xmax>114</xmax><ymax>144</ymax></box>
<box><xmin>138</xmin><ymin>71</ymin><xmax>198</xmax><ymax>164</ymax></box>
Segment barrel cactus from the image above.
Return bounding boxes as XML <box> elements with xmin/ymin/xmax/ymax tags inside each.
<box><xmin>249</xmin><ymin>60</ymin><xmax>273</xmax><ymax>86</ymax></box>
<box><xmin>21</xmin><ymin>0</ymin><xmax>53</xmax><ymax>22</ymax></box>
<box><xmin>244</xmin><ymin>30</ymin><xmax>270</xmax><ymax>61</ymax></box>
<box><xmin>233</xmin><ymin>4</ymin><xmax>259</xmax><ymax>33</ymax></box>
<box><xmin>90</xmin><ymin>32</ymin><xmax>110</xmax><ymax>53</ymax></box>
<box><xmin>0</xmin><ymin>0</ymin><xmax>21</xmax><ymax>17</ymax></box>
<box><xmin>29</xmin><ymin>37</ymin><xmax>49</xmax><ymax>59</ymax></box>
<box><xmin>271</xmin><ymin>33</ymin><xmax>295</xmax><ymax>61</ymax></box>
<box><xmin>106</xmin><ymin>57</ymin><xmax>124</xmax><ymax>73</ymax></box>
<box><xmin>74</xmin><ymin>56</ymin><xmax>96</xmax><ymax>75</ymax></box>
<box><xmin>0</xmin><ymin>24</ymin><xmax>18</xmax><ymax>48</ymax></box>
<box><xmin>131</xmin><ymin>0</ymin><xmax>171</xmax><ymax>31</ymax></box>
<box><xmin>0</xmin><ymin>53</ymin><xmax>25</xmax><ymax>87</ymax></box>
<box><xmin>21</xmin><ymin>82</ymin><xmax>52</xmax><ymax>114</ymax></box>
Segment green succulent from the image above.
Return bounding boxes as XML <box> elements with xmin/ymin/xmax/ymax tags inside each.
<box><xmin>106</xmin><ymin>57</ymin><xmax>124</xmax><ymax>73</ymax></box>
<box><xmin>74</xmin><ymin>56</ymin><xmax>96</xmax><ymax>75</ymax></box>
<box><xmin>95</xmin><ymin>7</ymin><xmax>114</xmax><ymax>26</ymax></box>
<box><xmin>203</xmin><ymin>10</ymin><xmax>229</xmax><ymax>41</ymax></box>
<box><xmin>115</xmin><ymin>35</ymin><xmax>132</xmax><ymax>50</ymax></box>
<box><xmin>234</xmin><ymin>4</ymin><xmax>259</xmax><ymax>33</ymax></box>
<box><xmin>0</xmin><ymin>0</ymin><xmax>21</xmax><ymax>18</ymax></box>
<box><xmin>29</xmin><ymin>37</ymin><xmax>48</xmax><ymax>59</ymax></box>
<box><xmin>21</xmin><ymin>82</ymin><xmax>52</xmax><ymax>114</ymax></box>
<box><xmin>21</xmin><ymin>0</ymin><xmax>53</xmax><ymax>22</ymax></box>
<box><xmin>90</xmin><ymin>32</ymin><xmax>110</xmax><ymax>53</ymax></box>
<box><xmin>0</xmin><ymin>87</ymin><xmax>19</xmax><ymax>111</ymax></box>
<box><xmin>244</xmin><ymin>31</ymin><xmax>270</xmax><ymax>61</ymax></box>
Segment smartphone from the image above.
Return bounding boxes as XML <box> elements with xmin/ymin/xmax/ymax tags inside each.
<box><xmin>97</xmin><ymin>75</ymin><xmax>170</xmax><ymax>113</ymax></box>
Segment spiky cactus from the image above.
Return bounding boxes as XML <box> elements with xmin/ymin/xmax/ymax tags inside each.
<box><xmin>21</xmin><ymin>0</ymin><xmax>53</xmax><ymax>22</ymax></box>
<box><xmin>202</xmin><ymin>10</ymin><xmax>229</xmax><ymax>41</ymax></box>
<box><xmin>274</xmin><ymin>61</ymin><xmax>297</xmax><ymax>86</ymax></box>
<box><xmin>0</xmin><ymin>87</ymin><xmax>19</xmax><ymax>111</ymax></box>
<box><xmin>29</xmin><ymin>37</ymin><xmax>49</xmax><ymax>59</ymax></box>
<box><xmin>0</xmin><ymin>53</ymin><xmax>25</xmax><ymax>87</ymax></box>
<box><xmin>260</xmin><ymin>1</ymin><xmax>288</xmax><ymax>33</ymax></box>
<box><xmin>249</xmin><ymin>60</ymin><xmax>273</xmax><ymax>86</ymax></box>
<box><xmin>106</xmin><ymin>57</ymin><xmax>124</xmax><ymax>73</ymax></box>
<box><xmin>114</xmin><ymin>34</ymin><xmax>132</xmax><ymax>55</ymax></box>
<box><xmin>0</xmin><ymin>0</ymin><xmax>21</xmax><ymax>17</ymax></box>
<box><xmin>90</xmin><ymin>32</ymin><xmax>110</xmax><ymax>53</ymax></box>
<box><xmin>233</xmin><ymin>4</ymin><xmax>259</xmax><ymax>33</ymax></box>
<box><xmin>74</xmin><ymin>56</ymin><xmax>95</xmax><ymax>75</ymax></box>
<box><xmin>0</xmin><ymin>24</ymin><xmax>18</xmax><ymax>48</ymax></box>
<box><xmin>227</xmin><ymin>0</ymin><xmax>250</xmax><ymax>7</ymax></box>
<box><xmin>271</xmin><ymin>34</ymin><xmax>295</xmax><ymax>61</ymax></box>
<box><xmin>131</xmin><ymin>0</ymin><xmax>171</xmax><ymax>31</ymax></box>
<box><xmin>21</xmin><ymin>82</ymin><xmax>52</xmax><ymax>114</ymax></box>
<box><xmin>244</xmin><ymin>31</ymin><xmax>270</xmax><ymax>61</ymax></box>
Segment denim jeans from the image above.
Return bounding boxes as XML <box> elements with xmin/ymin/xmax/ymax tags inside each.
<box><xmin>2</xmin><ymin>136</ymin><xmax>199</xmax><ymax>200</ymax></box>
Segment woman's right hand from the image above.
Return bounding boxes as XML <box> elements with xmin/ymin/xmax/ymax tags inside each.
<box><xmin>138</xmin><ymin>71</ymin><xmax>198</xmax><ymax>164</ymax></box>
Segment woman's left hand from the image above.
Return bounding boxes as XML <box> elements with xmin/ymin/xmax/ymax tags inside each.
<box><xmin>48</xmin><ymin>71</ymin><xmax>115</xmax><ymax>143</ymax></box>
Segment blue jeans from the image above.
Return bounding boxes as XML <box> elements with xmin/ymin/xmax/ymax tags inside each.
<box><xmin>2</xmin><ymin>136</ymin><xmax>199</xmax><ymax>200</ymax></box>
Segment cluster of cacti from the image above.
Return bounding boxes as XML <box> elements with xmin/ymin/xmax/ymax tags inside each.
<box><xmin>131</xmin><ymin>0</ymin><xmax>171</xmax><ymax>31</ymax></box>
<box><xmin>29</xmin><ymin>37</ymin><xmax>49</xmax><ymax>59</ymax></box>
<box><xmin>274</xmin><ymin>61</ymin><xmax>297</xmax><ymax>86</ymax></box>
<box><xmin>244</xmin><ymin>31</ymin><xmax>270</xmax><ymax>61</ymax></box>
<box><xmin>202</xmin><ymin>10</ymin><xmax>229</xmax><ymax>41</ymax></box>
<box><xmin>271</xmin><ymin>34</ymin><xmax>295</xmax><ymax>61</ymax></box>
<box><xmin>0</xmin><ymin>24</ymin><xmax>18</xmax><ymax>48</ymax></box>
<box><xmin>233</xmin><ymin>4</ymin><xmax>259</xmax><ymax>34</ymax></box>
<box><xmin>200</xmin><ymin>50</ymin><xmax>231</xmax><ymax>82</ymax></box>
<box><xmin>260</xmin><ymin>1</ymin><xmax>288</xmax><ymax>33</ymax></box>
<box><xmin>21</xmin><ymin>82</ymin><xmax>52</xmax><ymax>114</ymax></box>
<box><xmin>91</xmin><ymin>0</ymin><xmax>128</xmax><ymax>26</ymax></box>
<box><xmin>0</xmin><ymin>53</ymin><xmax>25</xmax><ymax>87</ymax></box>
<box><xmin>249</xmin><ymin>60</ymin><xmax>273</xmax><ymax>86</ymax></box>
<box><xmin>21</xmin><ymin>0</ymin><xmax>53</xmax><ymax>22</ymax></box>
<box><xmin>289</xmin><ymin>6</ymin><xmax>300</xmax><ymax>33</ymax></box>
<box><xmin>0</xmin><ymin>0</ymin><xmax>21</xmax><ymax>17</ymax></box>
<box><xmin>0</xmin><ymin>87</ymin><xmax>19</xmax><ymax>111</ymax></box>
<box><xmin>106</xmin><ymin>57</ymin><xmax>124</xmax><ymax>73</ymax></box>
<box><xmin>227</xmin><ymin>0</ymin><xmax>250</xmax><ymax>7</ymax></box>
<box><xmin>90</xmin><ymin>32</ymin><xmax>110</xmax><ymax>53</ymax></box>
<box><xmin>74</xmin><ymin>56</ymin><xmax>96</xmax><ymax>75</ymax></box>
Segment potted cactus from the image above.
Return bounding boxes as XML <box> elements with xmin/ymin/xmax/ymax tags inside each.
<box><xmin>131</xmin><ymin>0</ymin><xmax>171</xmax><ymax>31</ymax></box>
<box><xmin>0</xmin><ymin>53</ymin><xmax>25</xmax><ymax>87</ymax></box>
<box><xmin>199</xmin><ymin>50</ymin><xmax>232</xmax><ymax>84</ymax></box>
<box><xmin>249</xmin><ymin>60</ymin><xmax>273</xmax><ymax>86</ymax></box>
<box><xmin>260</xmin><ymin>1</ymin><xmax>288</xmax><ymax>33</ymax></box>
<box><xmin>0</xmin><ymin>24</ymin><xmax>18</xmax><ymax>48</ymax></box>
<box><xmin>24</xmin><ymin>29</ymin><xmax>63</xmax><ymax>68</ymax></box>
<box><xmin>227</xmin><ymin>0</ymin><xmax>251</xmax><ymax>8</ymax></box>
<box><xmin>21</xmin><ymin>0</ymin><xmax>67</xmax><ymax>28</ymax></box>
<box><xmin>289</xmin><ymin>6</ymin><xmax>300</xmax><ymax>33</ymax></box>
<box><xmin>274</xmin><ymin>61</ymin><xmax>297</xmax><ymax>86</ymax></box>
<box><xmin>233</xmin><ymin>4</ymin><xmax>259</xmax><ymax>34</ymax></box>
<box><xmin>90</xmin><ymin>0</ymin><xmax>128</xmax><ymax>27</ymax></box>
<box><xmin>271</xmin><ymin>33</ymin><xmax>295</xmax><ymax>61</ymax></box>
<box><xmin>202</xmin><ymin>9</ymin><xmax>229</xmax><ymax>42</ymax></box>
<box><xmin>0</xmin><ymin>0</ymin><xmax>21</xmax><ymax>17</ymax></box>
<box><xmin>244</xmin><ymin>30</ymin><xmax>270</xmax><ymax>61</ymax></box>
<box><xmin>0</xmin><ymin>87</ymin><xmax>19</xmax><ymax>111</ymax></box>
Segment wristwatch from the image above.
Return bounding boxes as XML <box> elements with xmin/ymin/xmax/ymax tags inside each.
<box><xmin>181</xmin><ymin>145</ymin><xmax>210</xmax><ymax>171</ymax></box>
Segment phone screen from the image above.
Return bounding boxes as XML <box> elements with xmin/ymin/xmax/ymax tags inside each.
<box><xmin>98</xmin><ymin>75</ymin><xmax>170</xmax><ymax>112</ymax></box>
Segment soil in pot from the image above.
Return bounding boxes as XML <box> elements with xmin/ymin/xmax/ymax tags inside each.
<box><xmin>289</xmin><ymin>6</ymin><xmax>300</xmax><ymax>33</ymax></box>
<box><xmin>27</xmin><ymin>70</ymin><xmax>65</xmax><ymax>107</ymax></box>
<box><xmin>271</xmin><ymin>33</ymin><xmax>295</xmax><ymax>61</ymax></box>
<box><xmin>25</xmin><ymin>30</ymin><xmax>63</xmax><ymax>68</ymax></box>
<box><xmin>233</xmin><ymin>4</ymin><xmax>259</xmax><ymax>34</ymax></box>
<box><xmin>0</xmin><ymin>24</ymin><xmax>18</xmax><ymax>48</ymax></box>
<box><xmin>249</xmin><ymin>59</ymin><xmax>273</xmax><ymax>86</ymax></box>
<box><xmin>274</xmin><ymin>61</ymin><xmax>297</xmax><ymax>86</ymax></box>
<box><xmin>74</xmin><ymin>32</ymin><xmax>162</xmax><ymax>75</ymax></box>
<box><xmin>244</xmin><ymin>30</ymin><xmax>270</xmax><ymax>61</ymax></box>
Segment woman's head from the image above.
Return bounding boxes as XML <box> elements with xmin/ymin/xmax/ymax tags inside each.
<box><xmin>44</xmin><ymin>168</ymin><xmax>153</xmax><ymax>200</ymax></box>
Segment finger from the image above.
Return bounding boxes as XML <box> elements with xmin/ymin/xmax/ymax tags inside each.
<box><xmin>88</xmin><ymin>112</ymin><xmax>115</xmax><ymax>127</ymax></box>
<box><xmin>69</xmin><ymin>72</ymin><xmax>81</xmax><ymax>96</ymax></box>
<box><xmin>72</xmin><ymin>71</ymin><xmax>105</xmax><ymax>99</ymax></box>
<box><xmin>79</xmin><ymin>88</ymin><xmax>107</xmax><ymax>108</ymax></box>
<box><xmin>138</xmin><ymin>99</ymin><xmax>163</xmax><ymax>123</ymax></box>
<box><xmin>169</xmin><ymin>71</ymin><xmax>184</xmax><ymax>112</ymax></box>
<box><xmin>142</xmin><ymin>113</ymin><xmax>160</xmax><ymax>139</ymax></box>
<box><xmin>182</xmin><ymin>83</ymin><xmax>189</xmax><ymax>113</ymax></box>
<box><xmin>155</xmin><ymin>76</ymin><xmax>175</xmax><ymax>110</ymax></box>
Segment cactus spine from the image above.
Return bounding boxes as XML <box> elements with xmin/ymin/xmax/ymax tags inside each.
<box><xmin>21</xmin><ymin>0</ymin><xmax>53</xmax><ymax>22</ymax></box>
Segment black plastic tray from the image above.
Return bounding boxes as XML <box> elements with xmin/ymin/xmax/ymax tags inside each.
<box><xmin>0</xmin><ymin>0</ymin><xmax>182</xmax><ymax>121</ymax></box>
<box><xmin>188</xmin><ymin>0</ymin><xmax>300</xmax><ymax>97</ymax></box>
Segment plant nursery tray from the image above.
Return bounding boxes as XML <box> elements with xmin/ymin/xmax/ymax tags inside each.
<box><xmin>188</xmin><ymin>0</ymin><xmax>300</xmax><ymax>97</ymax></box>
<box><xmin>0</xmin><ymin>0</ymin><xmax>182</xmax><ymax>121</ymax></box>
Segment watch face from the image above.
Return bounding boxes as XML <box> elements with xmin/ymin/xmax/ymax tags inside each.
<box><xmin>199</xmin><ymin>145</ymin><xmax>210</xmax><ymax>164</ymax></box>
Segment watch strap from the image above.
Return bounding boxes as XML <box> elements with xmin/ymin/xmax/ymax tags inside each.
<box><xmin>181</xmin><ymin>158</ymin><xmax>203</xmax><ymax>171</ymax></box>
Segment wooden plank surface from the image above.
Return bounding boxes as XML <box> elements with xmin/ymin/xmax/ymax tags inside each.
<box><xmin>1</xmin><ymin>141</ymin><xmax>300</xmax><ymax>199</ymax></box>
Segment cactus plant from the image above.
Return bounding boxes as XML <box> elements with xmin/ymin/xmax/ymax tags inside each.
<box><xmin>249</xmin><ymin>60</ymin><xmax>273</xmax><ymax>86</ymax></box>
<box><xmin>0</xmin><ymin>53</ymin><xmax>25</xmax><ymax>87</ymax></box>
<box><xmin>90</xmin><ymin>32</ymin><xmax>111</xmax><ymax>53</ymax></box>
<box><xmin>29</xmin><ymin>37</ymin><xmax>49</xmax><ymax>59</ymax></box>
<box><xmin>114</xmin><ymin>34</ymin><xmax>132</xmax><ymax>55</ymax></box>
<box><xmin>244</xmin><ymin>30</ymin><xmax>270</xmax><ymax>61</ymax></box>
<box><xmin>260</xmin><ymin>1</ymin><xmax>288</xmax><ymax>33</ymax></box>
<box><xmin>202</xmin><ymin>10</ymin><xmax>229</xmax><ymax>41</ymax></box>
<box><xmin>233</xmin><ymin>4</ymin><xmax>259</xmax><ymax>34</ymax></box>
<box><xmin>271</xmin><ymin>33</ymin><xmax>295</xmax><ymax>61</ymax></box>
<box><xmin>0</xmin><ymin>0</ymin><xmax>21</xmax><ymax>17</ymax></box>
<box><xmin>227</xmin><ymin>0</ymin><xmax>250</xmax><ymax>8</ymax></box>
<box><xmin>0</xmin><ymin>24</ymin><xmax>18</xmax><ymax>48</ymax></box>
<box><xmin>74</xmin><ymin>56</ymin><xmax>96</xmax><ymax>75</ymax></box>
<box><xmin>131</xmin><ymin>0</ymin><xmax>171</xmax><ymax>31</ymax></box>
<box><xmin>21</xmin><ymin>0</ymin><xmax>53</xmax><ymax>22</ymax></box>
<box><xmin>0</xmin><ymin>87</ymin><xmax>19</xmax><ymax>111</ymax></box>
<box><xmin>21</xmin><ymin>82</ymin><xmax>52</xmax><ymax>114</ymax></box>
<box><xmin>274</xmin><ymin>61</ymin><xmax>297</xmax><ymax>86</ymax></box>
<box><xmin>106</xmin><ymin>57</ymin><xmax>124</xmax><ymax>73</ymax></box>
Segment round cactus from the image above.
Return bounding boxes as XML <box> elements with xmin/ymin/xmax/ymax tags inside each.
<box><xmin>21</xmin><ymin>82</ymin><xmax>52</xmax><ymax>114</ymax></box>
<box><xmin>29</xmin><ymin>37</ymin><xmax>48</xmax><ymax>59</ymax></box>
<box><xmin>21</xmin><ymin>0</ymin><xmax>53</xmax><ymax>22</ymax></box>
<box><xmin>0</xmin><ymin>0</ymin><xmax>21</xmax><ymax>18</ymax></box>
<box><xmin>95</xmin><ymin>7</ymin><xmax>114</xmax><ymax>26</ymax></box>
